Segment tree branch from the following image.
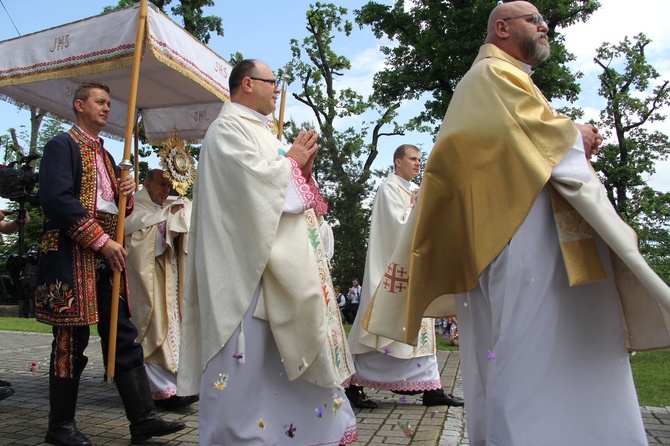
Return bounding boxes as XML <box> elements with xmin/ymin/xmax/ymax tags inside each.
<box><xmin>362</xmin><ymin>103</ymin><xmax>402</xmax><ymax>173</ymax></box>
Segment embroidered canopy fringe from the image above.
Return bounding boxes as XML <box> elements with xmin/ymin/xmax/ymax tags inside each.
<box><xmin>0</xmin><ymin>2</ymin><xmax>234</xmax><ymax>143</ymax></box>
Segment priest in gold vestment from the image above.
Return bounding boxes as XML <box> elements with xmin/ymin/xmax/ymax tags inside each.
<box><xmin>125</xmin><ymin>169</ymin><xmax>197</xmax><ymax>410</ymax></box>
<box><xmin>363</xmin><ymin>3</ymin><xmax>670</xmax><ymax>445</ymax></box>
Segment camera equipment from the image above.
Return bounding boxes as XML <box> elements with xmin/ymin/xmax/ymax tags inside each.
<box><xmin>0</xmin><ymin>154</ymin><xmax>39</xmax><ymax>205</ymax></box>
<box><xmin>6</xmin><ymin>246</ymin><xmax>38</xmax><ymax>317</ymax></box>
<box><xmin>0</xmin><ymin>154</ymin><xmax>40</xmax><ymax>317</ymax></box>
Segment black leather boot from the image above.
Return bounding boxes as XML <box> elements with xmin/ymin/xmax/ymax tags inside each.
<box><xmin>0</xmin><ymin>387</ymin><xmax>13</xmax><ymax>401</ymax></box>
<box><xmin>345</xmin><ymin>385</ymin><xmax>378</xmax><ymax>409</ymax></box>
<box><xmin>422</xmin><ymin>388</ymin><xmax>465</xmax><ymax>407</ymax></box>
<box><xmin>154</xmin><ymin>394</ymin><xmax>199</xmax><ymax>411</ymax></box>
<box><xmin>115</xmin><ymin>366</ymin><xmax>186</xmax><ymax>444</ymax></box>
<box><xmin>44</xmin><ymin>376</ymin><xmax>92</xmax><ymax>446</ymax></box>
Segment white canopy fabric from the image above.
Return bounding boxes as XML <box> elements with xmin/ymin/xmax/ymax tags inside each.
<box><xmin>0</xmin><ymin>3</ymin><xmax>231</xmax><ymax>142</ymax></box>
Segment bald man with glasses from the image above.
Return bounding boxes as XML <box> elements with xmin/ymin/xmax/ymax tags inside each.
<box><xmin>363</xmin><ymin>2</ymin><xmax>666</xmax><ymax>445</ymax></box>
<box><xmin>177</xmin><ymin>59</ymin><xmax>357</xmax><ymax>445</ymax></box>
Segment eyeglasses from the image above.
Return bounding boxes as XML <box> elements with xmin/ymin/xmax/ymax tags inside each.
<box><xmin>503</xmin><ymin>13</ymin><xmax>546</xmax><ymax>26</ymax></box>
<box><xmin>249</xmin><ymin>77</ymin><xmax>279</xmax><ymax>88</ymax></box>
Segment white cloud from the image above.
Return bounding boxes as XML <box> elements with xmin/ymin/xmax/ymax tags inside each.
<box><xmin>559</xmin><ymin>0</ymin><xmax>670</xmax><ymax>71</ymax></box>
<box><xmin>558</xmin><ymin>0</ymin><xmax>670</xmax><ymax>192</ymax></box>
<box><xmin>333</xmin><ymin>45</ymin><xmax>388</xmax><ymax>98</ymax></box>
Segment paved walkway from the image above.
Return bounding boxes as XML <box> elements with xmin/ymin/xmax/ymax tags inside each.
<box><xmin>0</xmin><ymin>330</ymin><xmax>667</xmax><ymax>445</ymax></box>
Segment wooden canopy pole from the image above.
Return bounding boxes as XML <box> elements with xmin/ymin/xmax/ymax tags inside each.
<box><xmin>106</xmin><ymin>0</ymin><xmax>148</xmax><ymax>384</ymax></box>
<box><xmin>134</xmin><ymin>117</ymin><xmax>140</xmax><ymax>190</ymax></box>
<box><xmin>276</xmin><ymin>76</ymin><xmax>288</xmax><ymax>141</ymax></box>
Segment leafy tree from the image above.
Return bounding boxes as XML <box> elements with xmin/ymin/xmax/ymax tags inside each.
<box><xmin>104</xmin><ymin>0</ymin><xmax>223</xmax><ymax>44</ymax></box>
<box><xmin>590</xmin><ymin>34</ymin><xmax>670</xmax><ymax>282</ymax></box>
<box><xmin>283</xmin><ymin>2</ymin><xmax>405</xmax><ymax>285</ymax></box>
<box><xmin>2</xmin><ymin>106</ymin><xmax>51</xmax><ymax>164</ymax></box>
<box><xmin>228</xmin><ymin>52</ymin><xmax>245</xmax><ymax>66</ymax></box>
<box><xmin>355</xmin><ymin>0</ymin><xmax>600</xmax><ymax>133</ymax></box>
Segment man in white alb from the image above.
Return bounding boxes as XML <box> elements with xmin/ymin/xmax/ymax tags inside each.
<box><xmin>177</xmin><ymin>59</ymin><xmax>357</xmax><ymax>445</ymax></box>
<box><xmin>363</xmin><ymin>3</ymin><xmax>670</xmax><ymax>444</ymax></box>
<box><xmin>346</xmin><ymin>144</ymin><xmax>464</xmax><ymax>409</ymax></box>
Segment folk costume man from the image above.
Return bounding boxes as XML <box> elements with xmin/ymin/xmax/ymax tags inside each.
<box><xmin>125</xmin><ymin>169</ymin><xmax>197</xmax><ymax>410</ymax></box>
<box><xmin>177</xmin><ymin>60</ymin><xmax>357</xmax><ymax>445</ymax></box>
<box><xmin>35</xmin><ymin>81</ymin><xmax>185</xmax><ymax>446</ymax></box>
<box><xmin>363</xmin><ymin>3</ymin><xmax>670</xmax><ymax>445</ymax></box>
<box><xmin>346</xmin><ymin>145</ymin><xmax>463</xmax><ymax>409</ymax></box>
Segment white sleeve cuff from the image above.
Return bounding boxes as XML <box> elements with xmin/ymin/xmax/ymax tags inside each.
<box><xmin>551</xmin><ymin>130</ymin><xmax>591</xmax><ymax>183</ymax></box>
<box><xmin>283</xmin><ymin>179</ymin><xmax>305</xmax><ymax>214</ymax></box>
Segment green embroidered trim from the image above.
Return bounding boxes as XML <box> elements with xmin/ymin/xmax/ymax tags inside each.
<box><xmin>308</xmin><ymin>227</ymin><xmax>320</xmax><ymax>251</ymax></box>
<box><xmin>420</xmin><ymin>329</ymin><xmax>429</xmax><ymax>346</ymax></box>
<box><xmin>304</xmin><ymin>209</ymin><xmax>353</xmax><ymax>378</ymax></box>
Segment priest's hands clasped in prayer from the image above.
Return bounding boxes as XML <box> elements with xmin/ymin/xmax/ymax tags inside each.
<box><xmin>576</xmin><ymin>123</ymin><xmax>603</xmax><ymax>159</ymax></box>
<box><xmin>286</xmin><ymin>129</ymin><xmax>318</xmax><ymax>176</ymax></box>
<box><xmin>99</xmin><ymin>173</ymin><xmax>135</xmax><ymax>271</ymax></box>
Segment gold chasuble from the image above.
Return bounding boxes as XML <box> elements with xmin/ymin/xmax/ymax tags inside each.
<box><xmin>364</xmin><ymin>44</ymin><xmax>575</xmax><ymax>342</ymax></box>
<box><xmin>414</xmin><ymin>44</ymin><xmax>576</xmax><ymax>296</ymax></box>
<box><xmin>125</xmin><ymin>187</ymin><xmax>190</xmax><ymax>372</ymax></box>
<box><xmin>363</xmin><ymin>44</ymin><xmax>670</xmax><ymax>350</ymax></box>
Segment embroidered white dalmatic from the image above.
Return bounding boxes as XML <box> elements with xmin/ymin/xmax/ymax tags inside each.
<box><xmin>347</xmin><ymin>173</ymin><xmax>439</xmax><ymax>391</ymax></box>
<box><xmin>177</xmin><ymin>102</ymin><xmax>356</xmax><ymax>445</ymax></box>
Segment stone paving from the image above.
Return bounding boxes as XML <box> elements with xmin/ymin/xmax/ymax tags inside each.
<box><xmin>0</xmin><ymin>330</ymin><xmax>666</xmax><ymax>445</ymax></box>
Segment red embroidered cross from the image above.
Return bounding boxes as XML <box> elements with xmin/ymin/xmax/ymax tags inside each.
<box><xmin>383</xmin><ymin>262</ymin><xmax>409</xmax><ymax>294</ymax></box>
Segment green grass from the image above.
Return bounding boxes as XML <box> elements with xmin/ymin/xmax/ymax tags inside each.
<box><xmin>0</xmin><ymin>317</ymin><xmax>98</xmax><ymax>336</ymax></box>
<box><xmin>436</xmin><ymin>334</ymin><xmax>459</xmax><ymax>352</ymax></box>
<box><xmin>0</xmin><ymin>317</ymin><xmax>52</xmax><ymax>333</ymax></box>
<box><xmin>2</xmin><ymin>319</ymin><xmax>665</xmax><ymax>406</ymax></box>
<box><xmin>630</xmin><ymin>349</ymin><xmax>670</xmax><ymax>407</ymax></box>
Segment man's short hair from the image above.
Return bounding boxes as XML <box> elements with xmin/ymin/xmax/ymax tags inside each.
<box><xmin>393</xmin><ymin>144</ymin><xmax>420</xmax><ymax>163</ymax></box>
<box><xmin>144</xmin><ymin>169</ymin><xmax>165</xmax><ymax>185</ymax></box>
<box><xmin>229</xmin><ymin>59</ymin><xmax>258</xmax><ymax>96</ymax></box>
<box><xmin>72</xmin><ymin>81</ymin><xmax>110</xmax><ymax>115</ymax></box>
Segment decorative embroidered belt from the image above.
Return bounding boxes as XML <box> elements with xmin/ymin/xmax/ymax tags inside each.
<box><xmin>95</xmin><ymin>211</ymin><xmax>118</xmax><ymax>240</ymax></box>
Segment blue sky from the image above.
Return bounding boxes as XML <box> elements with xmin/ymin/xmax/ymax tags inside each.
<box><xmin>0</xmin><ymin>0</ymin><xmax>669</xmax><ymax>191</ymax></box>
